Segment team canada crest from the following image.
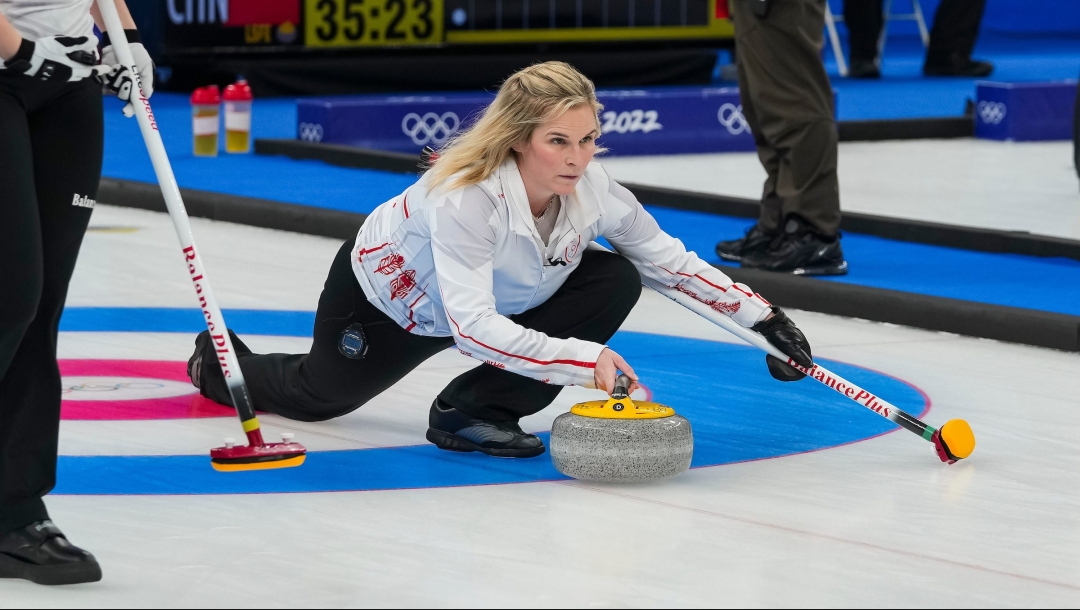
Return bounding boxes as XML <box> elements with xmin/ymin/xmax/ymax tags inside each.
<box><xmin>389</xmin><ymin>269</ymin><xmax>417</xmax><ymax>300</ymax></box>
<box><xmin>376</xmin><ymin>253</ymin><xmax>405</xmax><ymax>275</ymax></box>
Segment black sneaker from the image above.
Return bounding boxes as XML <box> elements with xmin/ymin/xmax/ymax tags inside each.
<box><xmin>426</xmin><ymin>400</ymin><xmax>545</xmax><ymax>458</ymax></box>
<box><xmin>924</xmin><ymin>54</ymin><xmax>993</xmax><ymax>77</ymax></box>
<box><xmin>0</xmin><ymin>520</ymin><xmax>101</xmax><ymax>586</ymax></box>
<box><xmin>743</xmin><ymin>216</ymin><xmax>848</xmax><ymax>276</ymax></box>
<box><xmin>715</xmin><ymin>224</ymin><xmax>777</xmax><ymax>262</ymax></box>
<box><xmin>848</xmin><ymin>57</ymin><xmax>881</xmax><ymax>79</ymax></box>
<box><xmin>187</xmin><ymin>330</ymin><xmax>251</xmax><ymax>402</ymax></box>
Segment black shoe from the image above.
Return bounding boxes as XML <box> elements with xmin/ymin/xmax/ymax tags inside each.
<box><xmin>187</xmin><ymin>329</ymin><xmax>250</xmax><ymax>400</ymax></box>
<box><xmin>924</xmin><ymin>54</ymin><xmax>993</xmax><ymax>77</ymax></box>
<box><xmin>426</xmin><ymin>400</ymin><xmax>546</xmax><ymax>458</ymax></box>
<box><xmin>743</xmin><ymin>216</ymin><xmax>848</xmax><ymax>276</ymax></box>
<box><xmin>848</xmin><ymin>58</ymin><xmax>881</xmax><ymax>79</ymax></box>
<box><xmin>0</xmin><ymin>521</ymin><xmax>101</xmax><ymax>586</ymax></box>
<box><xmin>715</xmin><ymin>224</ymin><xmax>777</xmax><ymax>262</ymax></box>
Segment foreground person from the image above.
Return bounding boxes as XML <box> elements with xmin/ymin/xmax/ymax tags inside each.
<box><xmin>0</xmin><ymin>0</ymin><xmax>152</xmax><ymax>586</ymax></box>
<box><xmin>188</xmin><ymin>62</ymin><xmax>814</xmax><ymax>458</ymax></box>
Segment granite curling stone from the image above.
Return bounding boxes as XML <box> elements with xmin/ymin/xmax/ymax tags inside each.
<box><xmin>550</xmin><ymin>375</ymin><xmax>693</xmax><ymax>483</ymax></box>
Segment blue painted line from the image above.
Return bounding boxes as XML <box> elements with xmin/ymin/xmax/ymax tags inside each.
<box><xmin>56</xmin><ymin>309</ymin><xmax>927</xmax><ymax>495</ymax></box>
<box><xmin>60</xmin><ymin>307</ymin><xmax>315</xmax><ymax>337</ymax></box>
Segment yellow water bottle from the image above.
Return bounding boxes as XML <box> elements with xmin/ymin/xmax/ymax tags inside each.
<box><xmin>223</xmin><ymin>80</ymin><xmax>253</xmax><ymax>154</ymax></box>
<box><xmin>191</xmin><ymin>85</ymin><xmax>221</xmax><ymax>157</ymax></box>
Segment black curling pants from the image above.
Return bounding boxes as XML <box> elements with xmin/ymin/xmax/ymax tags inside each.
<box><xmin>201</xmin><ymin>240</ymin><xmax>642</xmax><ymax>423</ymax></box>
<box><xmin>0</xmin><ymin>74</ymin><xmax>103</xmax><ymax>532</ymax></box>
<box><xmin>843</xmin><ymin>0</ymin><xmax>987</xmax><ymax>66</ymax></box>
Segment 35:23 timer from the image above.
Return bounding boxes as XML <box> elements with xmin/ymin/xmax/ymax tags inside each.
<box><xmin>313</xmin><ymin>0</ymin><xmax>435</xmax><ymax>43</ymax></box>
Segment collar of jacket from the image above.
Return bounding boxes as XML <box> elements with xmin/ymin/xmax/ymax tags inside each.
<box><xmin>496</xmin><ymin>157</ymin><xmax>601</xmax><ymax>240</ymax></box>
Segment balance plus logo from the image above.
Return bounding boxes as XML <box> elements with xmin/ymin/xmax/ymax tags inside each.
<box><xmin>72</xmin><ymin>194</ymin><xmax>96</xmax><ymax>209</ymax></box>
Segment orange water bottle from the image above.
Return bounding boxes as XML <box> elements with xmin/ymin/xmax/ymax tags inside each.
<box><xmin>223</xmin><ymin>79</ymin><xmax>253</xmax><ymax>154</ymax></box>
<box><xmin>191</xmin><ymin>85</ymin><xmax>221</xmax><ymax>157</ymax></box>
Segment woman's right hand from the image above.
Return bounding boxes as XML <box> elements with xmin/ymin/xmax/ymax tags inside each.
<box><xmin>594</xmin><ymin>347</ymin><xmax>640</xmax><ymax>396</ymax></box>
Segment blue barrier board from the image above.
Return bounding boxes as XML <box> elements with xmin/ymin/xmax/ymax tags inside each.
<box><xmin>296</xmin><ymin>86</ymin><xmax>775</xmax><ymax>156</ymax></box>
<box><xmin>975</xmin><ymin>80</ymin><xmax>1078</xmax><ymax>141</ymax></box>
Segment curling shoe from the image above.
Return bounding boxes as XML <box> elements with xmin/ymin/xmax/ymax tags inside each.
<box><xmin>0</xmin><ymin>521</ymin><xmax>101</xmax><ymax>586</ymax></box>
<box><xmin>924</xmin><ymin>53</ymin><xmax>993</xmax><ymax>77</ymax></box>
<box><xmin>187</xmin><ymin>329</ymin><xmax>252</xmax><ymax>405</ymax></box>
<box><xmin>426</xmin><ymin>399</ymin><xmax>546</xmax><ymax>458</ymax></box>
<box><xmin>715</xmin><ymin>224</ymin><xmax>777</xmax><ymax>262</ymax></box>
<box><xmin>743</xmin><ymin>216</ymin><xmax>848</xmax><ymax>276</ymax></box>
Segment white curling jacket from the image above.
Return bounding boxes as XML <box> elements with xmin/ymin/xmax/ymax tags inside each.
<box><xmin>352</xmin><ymin>158</ymin><xmax>772</xmax><ymax>388</ymax></box>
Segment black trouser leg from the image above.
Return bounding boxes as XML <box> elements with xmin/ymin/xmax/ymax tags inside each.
<box><xmin>438</xmin><ymin>249</ymin><xmax>642</xmax><ymax>421</ymax></box>
<box><xmin>925</xmin><ymin>0</ymin><xmax>987</xmax><ymax>65</ymax></box>
<box><xmin>0</xmin><ymin>79</ymin><xmax>101</xmax><ymax>532</ymax></box>
<box><xmin>732</xmin><ymin>0</ymin><xmax>841</xmax><ymax>237</ymax></box>
<box><xmin>214</xmin><ymin>239</ymin><xmax>454</xmax><ymax>422</ymax></box>
<box><xmin>843</xmin><ymin>0</ymin><xmax>885</xmax><ymax>63</ymax></box>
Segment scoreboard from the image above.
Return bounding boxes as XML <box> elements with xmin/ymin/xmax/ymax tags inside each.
<box><xmin>164</xmin><ymin>0</ymin><xmax>732</xmax><ymax>53</ymax></box>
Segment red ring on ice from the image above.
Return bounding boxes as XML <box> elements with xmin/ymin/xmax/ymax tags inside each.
<box><xmin>59</xmin><ymin>360</ymin><xmax>234</xmax><ymax>421</ymax></box>
<box><xmin>58</xmin><ymin>359</ymin><xmax>654</xmax><ymax>421</ymax></box>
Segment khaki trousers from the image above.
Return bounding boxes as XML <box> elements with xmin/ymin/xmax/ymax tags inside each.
<box><xmin>731</xmin><ymin>0</ymin><xmax>841</xmax><ymax>236</ymax></box>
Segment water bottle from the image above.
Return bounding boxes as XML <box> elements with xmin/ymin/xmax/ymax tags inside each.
<box><xmin>191</xmin><ymin>85</ymin><xmax>221</xmax><ymax>157</ymax></box>
<box><xmin>223</xmin><ymin>79</ymin><xmax>253</xmax><ymax>154</ymax></box>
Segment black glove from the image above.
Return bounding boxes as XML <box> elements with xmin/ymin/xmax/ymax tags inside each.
<box><xmin>1</xmin><ymin>35</ymin><xmax>105</xmax><ymax>83</ymax></box>
<box><xmin>751</xmin><ymin>306</ymin><xmax>812</xmax><ymax>382</ymax></box>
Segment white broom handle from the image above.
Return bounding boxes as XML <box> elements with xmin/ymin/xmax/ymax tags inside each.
<box><xmin>657</xmin><ymin>287</ymin><xmax>932</xmax><ymax>437</ymax></box>
<box><xmin>97</xmin><ymin>0</ymin><xmax>258</xmax><ymax>426</ymax></box>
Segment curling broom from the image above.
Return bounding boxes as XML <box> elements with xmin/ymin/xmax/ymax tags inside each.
<box><xmin>661</xmin><ymin>288</ymin><xmax>975</xmax><ymax>463</ymax></box>
<box><xmin>98</xmin><ymin>0</ymin><xmax>306</xmax><ymax>472</ymax></box>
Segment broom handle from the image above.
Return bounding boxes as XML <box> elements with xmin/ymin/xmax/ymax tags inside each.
<box><xmin>658</xmin><ymin>288</ymin><xmax>937</xmax><ymax>441</ymax></box>
<box><xmin>97</xmin><ymin>0</ymin><xmax>265</xmax><ymax>447</ymax></box>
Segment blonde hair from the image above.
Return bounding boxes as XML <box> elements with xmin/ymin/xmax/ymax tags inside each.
<box><xmin>425</xmin><ymin>61</ymin><xmax>604</xmax><ymax>191</ymax></box>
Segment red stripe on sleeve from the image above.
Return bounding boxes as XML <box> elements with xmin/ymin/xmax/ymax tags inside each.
<box><xmin>446</xmin><ymin>312</ymin><xmax>596</xmax><ymax>370</ymax></box>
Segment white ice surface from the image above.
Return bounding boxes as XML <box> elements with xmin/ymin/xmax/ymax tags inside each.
<box><xmin>2</xmin><ymin>205</ymin><xmax>1078</xmax><ymax>607</ymax></box>
<box><xmin>599</xmin><ymin>139</ymin><xmax>1080</xmax><ymax>240</ymax></box>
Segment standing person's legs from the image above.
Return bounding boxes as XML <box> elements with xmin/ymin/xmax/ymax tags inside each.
<box><xmin>190</xmin><ymin>239</ymin><xmax>454</xmax><ymax>422</ymax></box>
<box><xmin>843</xmin><ymin>0</ymin><xmax>886</xmax><ymax>69</ymax></box>
<box><xmin>714</xmin><ymin>6</ymin><xmax>784</xmax><ymax>262</ymax></box>
<box><xmin>428</xmin><ymin>250</ymin><xmax>641</xmax><ymax>455</ymax></box>
<box><xmin>0</xmin><ymin>88</ymin><xmax>47</xmax><ymax>533</ymax></box>
<box><xmin>0</xmin><ymin>81</ymin><xmax>101</xmax><ymax>532</ymax></box>
<box><xmin>0</xmin><ymin>78</ymin><xmax>103</xmax><ymax>586</ymax></box>
<box><xmin>726</xmin><ymin>0</ymin><xmax>845</xmax><ymax>275</ymax></box>
<box><xmin>924</xmin><ymin>0</ymin><xmax>991</xmax><ymax>75</ymax></box>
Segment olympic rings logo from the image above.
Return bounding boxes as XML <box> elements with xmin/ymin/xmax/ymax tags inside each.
<box><xmin>62</xmin><ymin>382</ymin><xmax>166</xmax><ymax>394</ymax></box>
<box><xmin>298</xmin><ymin>122</ymin><xmax>324</xmax><ymax>142</ymax></box>
<box><xmin>977</xmin><ymin>101</ymin><xmax>1007</xmax><ymax>125</ymax></box>
<box><xmin>717</xmin><ymin>103</ymin><xmax>751</xmax><ymax>135</ymax></box>
<box><xmin>401</xmin><ymin>112</ymin><xmax>461</xmax><ymax>146</ymax></box>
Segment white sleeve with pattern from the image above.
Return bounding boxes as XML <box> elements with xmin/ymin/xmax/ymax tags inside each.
<box><xmin>600</xmin><ymin>175</ymin><xmax>772</xmax><ymax>328</ymax></box>
<box><xmin>429</xmin><ymin>189</ymin><xmax>606</xmax><ymax>387</ymax></box>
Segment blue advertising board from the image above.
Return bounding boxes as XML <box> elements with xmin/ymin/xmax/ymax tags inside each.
<box><xmin>296</xmin><ymin>86</ymin><xmax>773</xmax><ymax>156</ymax></box>
<box><xmin>975</xmin><ymin>81</ymin><xmax>1078</xmax><ymax>142</ymax></box>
